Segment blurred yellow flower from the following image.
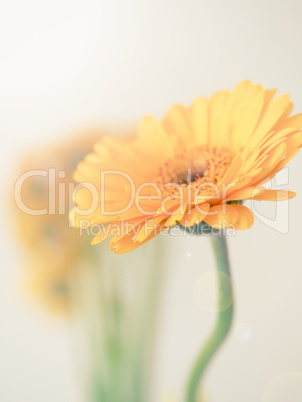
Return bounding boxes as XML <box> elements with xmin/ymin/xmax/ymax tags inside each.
<box><xmin>13</xmin><ymin>131</ymin><xmax>100</xmax><ymax>314</ymax></box>
<box><xmin>24</xmin><ymin>252</ymin><xmax>74</xmax><ymax>315</ymax></box>
<box><xmin>12</xmin><ymin>130</ymin><xmax>169</xmax><ymax>400</ymax></box>
<box><xmin>73</xmin><ymin>80</ymin><xmax>302</xmax><ymax>253</ymax></box>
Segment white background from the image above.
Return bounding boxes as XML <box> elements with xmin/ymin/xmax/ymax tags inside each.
<box><xmin>1</xmin><ymin>0</ymin><xmax>302</xmax><ymax>401</ymax></box>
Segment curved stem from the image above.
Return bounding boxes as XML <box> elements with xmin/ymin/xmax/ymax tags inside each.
<box><xmin>186</xmin><ymin>234</ymin><xmax>234</xmax><ymax>402</ymax></box>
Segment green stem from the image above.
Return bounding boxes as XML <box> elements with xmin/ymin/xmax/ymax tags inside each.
<box><xmin>186</xmin><ymin>234</ymin><xmax>234</xmax><ymax>402</ymax></box>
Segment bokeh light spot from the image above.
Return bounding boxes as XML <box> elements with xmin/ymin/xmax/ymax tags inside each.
<box><xmin>234</xmin><ymin>322</ymin><xmax>252</xmax><ymax>341</ymax></box>
<box><xmin>263</xmin><ymin>372</ymin><xmax>302</xmax><ymax>402</ymax></box>
<box><xmin>194</xmin><ymin>271</ymin><xmax>234</xmax><ymax>313</ymax></box>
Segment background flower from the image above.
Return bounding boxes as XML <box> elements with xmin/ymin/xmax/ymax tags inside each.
<box><xmin>13</xmin><ymin>133</ymin><xmax>99</xmax><ymax>314</ymax></box>
<box><xmin>12</xmin><ymin>133</ymin><xmax>168</xmax><ymax>401</ymax></box>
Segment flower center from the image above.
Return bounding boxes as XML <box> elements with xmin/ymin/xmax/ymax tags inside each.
<box><xmin>156</xmin><ymin>145</ymin><xmax>235</xmax><ymax>195</ymax></box>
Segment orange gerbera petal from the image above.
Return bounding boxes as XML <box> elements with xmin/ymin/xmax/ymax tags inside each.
<box><xmin>110</xmin><ymin>221</ymin><xmax>168</xmax><ymax>254</ymax></box>
<box><xmin>251</xmin><ymin>190</ymin><xmax>296</xmax><ymax>201</ymax></box>
<box><xmin>179</xmin><ymin>203</ymin><xmax>211</xmax><ymax>227</ymax></box>
<box><xmin>226</xmin><ymin>186</ymin><xmax>265</xmax><ymax>202</ymax></box>
<box><xmin>203</xmin><ymin>205</ymin><xmax>238</xmax><ymax>229</ymax></box>
<box><xmin>231</xmin><ymin>205</ymin><xmax>254</xmax><ymax>230</ymax></box>
<box><xmin>135</xmin><ymin>215</ymin><xmax>168</xmax><ymax>242</ymax></box>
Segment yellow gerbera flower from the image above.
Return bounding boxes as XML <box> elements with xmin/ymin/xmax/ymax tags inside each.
<box><xmin>73</xmin><ymin>81</ymin><xmax>302</xmax><ymax>254</ymax></box>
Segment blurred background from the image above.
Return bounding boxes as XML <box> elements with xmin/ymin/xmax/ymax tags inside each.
<box><xmin>1</xmin><ymin>0</ymin><xmax>302</xmax><ymax>401</ymax></box>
